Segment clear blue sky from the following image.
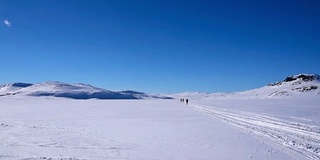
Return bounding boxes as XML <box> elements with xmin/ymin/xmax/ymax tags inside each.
<box><xmin>1</xmin><ymin>0</ymin><xmax>319</xmax><ymax>93</ymax></box>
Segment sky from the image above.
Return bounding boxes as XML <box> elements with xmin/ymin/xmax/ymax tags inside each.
<box><xmin>0</xmin><ymin>0</ymin><xmax>319</xmax><ymax>93</ymax></box>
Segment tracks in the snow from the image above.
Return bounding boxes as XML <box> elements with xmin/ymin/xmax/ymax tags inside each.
<box><xmin>189</xmin><ymin>104</ymin><xmax>320</xmax><ymax>160</ymax></box>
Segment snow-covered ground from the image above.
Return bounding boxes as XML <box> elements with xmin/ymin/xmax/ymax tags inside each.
<box><xmin>1</xmin><ymin>74</ymin><xmax>319</xmax><ymax>159</ymax></box>
<box><xmin>0</xmin><ymin>96</ymin><xmax>298</xmax><ymax>160</ymax></box>
<box><xmin>189</xmin><ymin>97</ymin><xmax>320</xmax><ymax>160</ymax></box>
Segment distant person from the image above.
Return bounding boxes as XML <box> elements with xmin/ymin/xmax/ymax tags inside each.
<box><xmin>186</xmin><ymin>99</ymin><xmax>188</xmax><ymax>105</ymax></box>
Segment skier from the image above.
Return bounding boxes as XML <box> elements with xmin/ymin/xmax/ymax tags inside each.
<box><xmin>186</xmin><ymin>99</ymin><xmax>189</xmax><ymax>105</ymax></box>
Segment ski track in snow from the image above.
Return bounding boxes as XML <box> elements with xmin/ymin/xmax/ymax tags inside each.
<box><xmin>189</xmin><ymin>103</ymin><xmax>320</xmax><ymax>160</ymax></box>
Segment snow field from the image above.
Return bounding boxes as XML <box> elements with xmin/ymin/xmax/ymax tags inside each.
<box><xmin>0</xmin><ymin>97</ymin><xmax>293</xmax><ymax>160</ymax></box>
<box><xmin>189</xmin><ymin>103</ymin><xmax>320</xmax><ymax>159</ymax></box>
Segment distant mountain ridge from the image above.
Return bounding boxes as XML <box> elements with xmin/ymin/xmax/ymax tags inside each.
<box><xmin>0</xmin><ymin>81</ymin><xmax>172</xmax><ymax>100</ymax></box>
<box><xmin>172</xmin><ymin>74</ymin><xmax>320</xmax><ymax>99</ymax></box>
<box><xmin>1</xmin><ymin>74</ymin><xmax>319</xmax><ymax>100</ymax></box>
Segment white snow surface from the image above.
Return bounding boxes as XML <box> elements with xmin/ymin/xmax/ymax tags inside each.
<box><xmin>1</xmin><ymin>95</ymin><xmax>320</xmax><ymax>160</ymax></box>
<box><xmin>0</xmin><ymin>81</ymin><xmax>171</xmax><ymax>100</ymax></box>
<box><xmin>1</xmin><ymin>74</ymin><xmax>319</xmax><ymax>159</ymax></box>
<box><xmin>1</xmin><ymin>96</ymin><xmax>298</xmax><ymax>160</ymax></box>
<box><xmin>190</xmin><ymin>97</ymin><xmax>320</xmax><ymax>160</ymax></box>
<box><xmin>172</xmin><ymin>74</ymin><xmax>320</xmax><ymax>99</ymax></box>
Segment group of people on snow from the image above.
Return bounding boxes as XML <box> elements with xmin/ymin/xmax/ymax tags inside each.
<box><xmin>180</xmin><ymin>98</ymin><xmax>189</xmax><ymax>104</ymax></box>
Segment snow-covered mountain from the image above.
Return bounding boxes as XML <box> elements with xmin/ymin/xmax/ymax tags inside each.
<box><xmin>1</xmin><ymin>74</ymin><xmax>319</xmax><ymax>100</ymax></box>
<box><xmin>172</xmin><ymin>74</ymin><xmax>320</xmax><ymax>99</ymax></box>
<box><xmin>235</xmin><ymin>74</ymin><xmax>320</xmax><ymax>98</ymax></box>
<box><xmin>0</xmin><ymin>81</ymin><xmax>172</xmax><ymax>99</ymax></box>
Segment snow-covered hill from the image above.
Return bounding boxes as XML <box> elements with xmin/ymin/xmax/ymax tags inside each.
<box><xmin>0</xmin><ymin>81</ymin><xmax>172</xmax><ymax>99</ymax></box>
<box><xmin>172</xmin><ymin>74</ymin><xmax>320</xmax><ymax>99</ymax></box>
<box><xmin>1</xmin><ymin>74</ymin><xmax>319</xmax><ymax>100</ymax></box>
<box><xmin>229</xmin><ymin>74</ymin><xmax>320</xmax><ymax>99</ymax></box>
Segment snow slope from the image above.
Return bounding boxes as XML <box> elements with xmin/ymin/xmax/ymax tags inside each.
<box><xmin>232</xmin><ymin>74</ymin><xmax>320</xmax><ymax>98</ymax></box>
<box><xmin>0</xmin><ymin>81</ymin><xmax>172</xmax><ymax>100</ymax></box>
<box><xmin>172</xmin><ymin>74</ymin><xmax>320</xmax><ymax>99</ymax></box>
<box><xmin>0</xmin><ymin>83</ymin><xmax>33</xmax><ymax>94</ymax></box>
